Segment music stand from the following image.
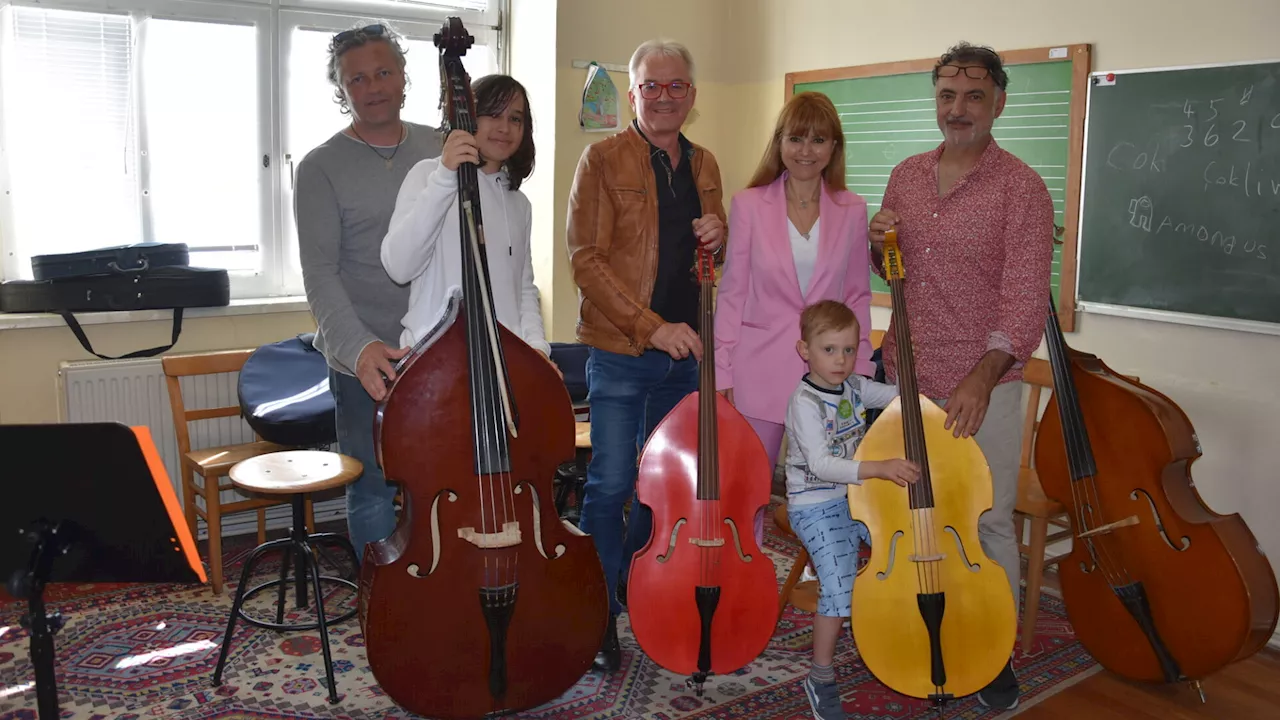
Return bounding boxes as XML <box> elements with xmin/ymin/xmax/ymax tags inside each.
<box><xmin>1</xmin><ymin>423</ymin><xmax>206</xmax><ymax>720</ymax></box>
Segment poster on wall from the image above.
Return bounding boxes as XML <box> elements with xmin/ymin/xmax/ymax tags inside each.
<box><xmin>579</xmin><ymin>62</ymin><xmax>620</xmax><ymax>132</ymax></box>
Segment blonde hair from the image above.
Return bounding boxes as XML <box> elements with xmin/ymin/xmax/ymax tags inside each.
<box><xmin>800</xmin><ymin>300</ymin><xmax>860</xmax><ymax>343</ymax></box>
<box><xmin>747</xmin><ymin>91</ymin><xmax>847</xmax><ymax>190</ymax></box>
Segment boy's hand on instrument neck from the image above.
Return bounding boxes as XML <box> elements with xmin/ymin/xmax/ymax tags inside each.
<box><xmin>943</xmin><ymin>350</ymin><xmax>1014</xmax><ymax>438</ymax></box>
<box><xmin>860</xmin><ymin>459</ymin><xmax>921</xmax><ymax>487</ymax></box>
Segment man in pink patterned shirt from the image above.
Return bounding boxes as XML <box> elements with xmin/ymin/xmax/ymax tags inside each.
<box><xmin>869</xmin><ymin>42</ymin><xmax>1054</xmax><ymax>711</ymax></box>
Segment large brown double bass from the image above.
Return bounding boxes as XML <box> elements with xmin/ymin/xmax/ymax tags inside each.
<box><xmin>848</xmin><ymin>228</ymin><xmax>1017</xmax><ymax>715</ymax></box>
<box><xmin>357</xmin><ymin>18</ymin><xmax>608</xmax><ymax>720</ymax></box>
<box><xmin>1034</xmin><ymin>295</ymin><xmax>1278</xmax><ymax>698</ymax></box>
<box><xmin>627</xmin><ymin>248</ymin><xmax>778</xmax><ymax>695</ymax></box>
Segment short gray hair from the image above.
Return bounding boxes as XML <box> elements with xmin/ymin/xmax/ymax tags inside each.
<box><xmin>326</xmin><ymin>21</ymin><xmax>410</xmax><ymax>114</ymax></box>
<box><xmin>628</xmin><ymin>39</ymin><xmax>696</xmax><ymax>87</ymax></box>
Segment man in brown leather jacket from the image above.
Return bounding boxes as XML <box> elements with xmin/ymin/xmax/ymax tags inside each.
<box><xmin>566</xmin><ymin>38</ymin><xmax>726</xmax><ymax>672</ymax></box>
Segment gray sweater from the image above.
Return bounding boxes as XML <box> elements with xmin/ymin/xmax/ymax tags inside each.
<box><xmin>295</xmin><ymin>123</ymin><xmax>443</xmax><ymax>375</ymax></box>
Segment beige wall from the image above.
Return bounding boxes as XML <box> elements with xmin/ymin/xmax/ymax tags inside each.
<box><xmin>0</xmin><ymin>312</ymin><xmax>315</xmax><ymax>424</ymax></box>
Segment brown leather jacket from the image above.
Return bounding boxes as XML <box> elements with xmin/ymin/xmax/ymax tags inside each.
<box><xmin>566</xmin><ymin>124</ymin><xmax>726</xmax><ymax>355</ymax></box>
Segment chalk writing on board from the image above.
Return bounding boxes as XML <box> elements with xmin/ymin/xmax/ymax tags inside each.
<box><xmin>1124</xmin><ymin>196</ymin><xmax>1268</xmax><ymax>261</ymax></box>
<box><xmin>1203</xmin><ymin>161</ymin><xmax>1280</xmax><ymax>198</ymax></box>
<box><xmin>1106</xmin><ymin>141</ymin><xmax>1163</xmax><ymax>172</ymax></box>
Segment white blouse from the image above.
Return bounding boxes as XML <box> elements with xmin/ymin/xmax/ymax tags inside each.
<box><xmin>789</xmin><ymin>217</ymin><xmax>820</xmax><ymax>296</ymax></box>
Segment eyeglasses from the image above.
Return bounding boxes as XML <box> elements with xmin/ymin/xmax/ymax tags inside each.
<box><xmin>936</xmin><ymin>65</ymin><xmax>993</xmax><ymax>81</ymax></box>
<box><xmin>333</xmin><ymin>24</ymin><xmax>386</xmax><ymax>46</ymax></box>
<box><xmin>635</xmin><ymin>81</ymin><xmax>692</xmax><ymax>100</ymax></box>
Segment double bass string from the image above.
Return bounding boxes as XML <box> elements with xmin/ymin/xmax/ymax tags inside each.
<box><xmin>446</xmin><ymin>58</ymin><xmax>518</xmax><ymax>594</ymax></box>
<box><xmin>889</xmin><ymin>274</ymin><xmax>940</xmax><ymax>599</ymax></box>
<box><xmin>1046</xmin><ymin>305</ymin><xmax>1128</xmax><ymax>591</ymax></box>
<box><xmin>698</xmin><ymin>253</ymin><xmax>717</xmax><ymax>588</ymax></box>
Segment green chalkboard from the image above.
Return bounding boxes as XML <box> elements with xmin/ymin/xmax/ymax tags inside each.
<box><xmin>789</xmin><ymin>45</ymin><xmax>1090</xmax><ymax>329</ymax></box>
<box><xmin>1077</xmin><ymin>61</ymin><xmax>1280</xmax><ymax>326</ymax></box>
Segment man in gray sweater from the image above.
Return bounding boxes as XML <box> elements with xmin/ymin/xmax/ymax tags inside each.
<box><xmin>296</xmin><ymin>23</ymin><xmax>442</xmax><ymax>559</ymax></box>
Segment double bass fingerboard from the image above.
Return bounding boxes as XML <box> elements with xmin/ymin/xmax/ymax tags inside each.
<box><xmin>882</xmin><ymin>233</ymin><xmax>937</xmax><ymax>511</ymax></box>
<box><xmin>696</xmin><ymin>249</ymin><xmax>720</xmax><ymax>502</ymax></box>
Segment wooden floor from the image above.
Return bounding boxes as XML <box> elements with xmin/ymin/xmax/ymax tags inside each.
<box><xmin>1023</xmin><ymin>647</ymin><xmax>1280</xmax><ymax>717</ymax></box>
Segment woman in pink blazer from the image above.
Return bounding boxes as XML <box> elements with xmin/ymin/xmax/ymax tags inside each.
<box><xmin>715</xmin><ymin>91</ymin><xmax>875</xmax><ymax>469</ymax></box>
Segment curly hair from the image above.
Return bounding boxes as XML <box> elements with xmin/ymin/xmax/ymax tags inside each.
<box><xmin>326</xmin><ymin>22</ymin><xmax>411</xmax><ymax>114</ymax></box>
<box><xmin>932</xmin><ymin>42</ymin><xmax>1008</xmax><ymax>92</ymax></box>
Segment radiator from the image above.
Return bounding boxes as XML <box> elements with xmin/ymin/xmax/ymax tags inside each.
<box><xmin>57</xmin><ymin>357</ymin><xmax>347</xmax><ymax>539</ymax></box>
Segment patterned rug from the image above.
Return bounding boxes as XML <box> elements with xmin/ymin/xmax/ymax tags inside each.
<box><xmin>1</xmin><ymin>507</ymin><xmax>1098</xmax><ymax>719</ymax></box>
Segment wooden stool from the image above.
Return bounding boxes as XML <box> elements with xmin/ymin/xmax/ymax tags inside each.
<box><xmin>212</xmin><ymin>451</ymin><xmax>363</xmax><ymax>704</ymax></box>
<box><xmin>774</xmin><ymin>503</ymin><xmax>819</xmax><ymax>620</ymax></box>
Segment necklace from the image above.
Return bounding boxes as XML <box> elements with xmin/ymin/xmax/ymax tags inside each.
<box><xmin>350</xmin><ymin>123</ymin><xmax>406</xmax><ymax>169</ymax></box>
<box><xmin>786</xmin><ymin>181</ymin><xmax>820</xmax><ymax>209</ymax></box>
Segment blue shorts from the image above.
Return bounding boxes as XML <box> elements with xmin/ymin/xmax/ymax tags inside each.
<box><xmin>788</xmin><ymin>496</ymin><xmax>871</xmax><ymax>617</ymax></box>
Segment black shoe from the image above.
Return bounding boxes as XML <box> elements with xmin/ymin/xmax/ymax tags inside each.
<box><xmin>592</xmin><ymin>613</ymin><xmax>621</xmax><ymax>673</ymax></box>
<box><xmin>977</xmin><ymin>659</ymin><xmax>1019</xmax><ymax>710</ymax></box>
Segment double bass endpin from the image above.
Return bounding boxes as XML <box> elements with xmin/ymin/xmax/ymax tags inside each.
<box><xmin>1190</xmin><ymin>679</ymin><xmax>1206</xmax><ymax>703</ymax></box>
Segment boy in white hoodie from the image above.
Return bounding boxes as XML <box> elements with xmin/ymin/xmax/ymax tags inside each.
<box><xmin>382</xmin><ymin>74</ymin><xmax>556</xmax><ymax>369</ymax></box>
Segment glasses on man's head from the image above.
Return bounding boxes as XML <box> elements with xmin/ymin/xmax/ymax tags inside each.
<box><xmin>635</xmin><ymin>81</ymin><xmax>692</xmax><ymax>100</ymax></box>
<box><xmin>936</xmin><ymin>65</ymin><xmax>993</xmax><ymax>82</ymax></box>
<box><xmin>333</xmin><ymin>24</ymin><xmax>386</xmax><ymax>46</ymax></box>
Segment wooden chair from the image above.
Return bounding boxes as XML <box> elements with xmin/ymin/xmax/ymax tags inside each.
<box><xmin>1014</xmin><ymin>358</ymin><xmax>1073</xmax><ymax>654</ymax></box>
<box><xmin>163</xmin><ymin>349</ymin><xmax>306</xmax><ymax>595</ymax></box>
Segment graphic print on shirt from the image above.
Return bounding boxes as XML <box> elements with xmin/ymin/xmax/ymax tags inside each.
<box><xmin>796</xmin><ymin>384</ymin><xmax>867</xmax><ymax>493</ymax></box>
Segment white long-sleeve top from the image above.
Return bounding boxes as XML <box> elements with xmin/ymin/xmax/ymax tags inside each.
<box><xmin>784</xmin><ymin>374</ymin><xmax>900</xmax><ymax>506</ymax></box>
<box><xmin>381</xmin><ymin>158</ymin><xmax>550</xmax><ymax>357</ymax></box>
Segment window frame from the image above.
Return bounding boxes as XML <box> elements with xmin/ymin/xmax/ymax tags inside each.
<box><xmin>0</xmin><ymin>0</ymin><xmax>505</xmax><ymax>301</ymax></box>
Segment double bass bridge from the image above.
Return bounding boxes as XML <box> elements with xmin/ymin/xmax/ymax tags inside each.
<box><xmin>458</xmin><ymin>521</ymin><xmax>522</xmax><ymax>548</ymax></box>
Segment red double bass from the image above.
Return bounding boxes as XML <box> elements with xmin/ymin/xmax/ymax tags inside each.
<box><xmin>1035</xmin><ymin>295</ymin><xmax>1278</xmax><ymax>699</ymax></box>
<box><xmin>357</xmin><ymin>18</ymin><xmax>608</xmax><ymax>720</ymax></box>
<box><xmin>627</xmin><ymin>248</ymin><xmax>778</xmax><ymax>694</ymax></box>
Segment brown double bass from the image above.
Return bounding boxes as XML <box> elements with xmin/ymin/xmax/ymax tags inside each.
<box><xmin>1035</xmin><ymin>295</ymin><xmax>1278</xmax><ymax>698</ymax></box>
<box><xmin>357</xmin><ymin>18</ymin><xmax>608</xmax><ymax>719</ymax></box>
<box><xmin>626</xmin><ymin>247</ymin><xmax>778</xmax><ymax>695</ymax></box>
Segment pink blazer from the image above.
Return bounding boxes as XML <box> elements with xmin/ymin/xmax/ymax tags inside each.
<box><xmin>713</xmin><ymin>173</ymin><xmax>875</xmax><ymax>425</ymax></box>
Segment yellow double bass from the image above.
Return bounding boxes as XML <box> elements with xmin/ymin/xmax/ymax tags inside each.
<box><xmin>848</xmin><ymin>228</ymin><xmax>1016</xmax><ymax>714</ymax></box>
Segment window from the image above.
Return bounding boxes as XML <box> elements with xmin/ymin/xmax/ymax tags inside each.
<box><xmin>0</xmin><ymin>0</ymin><xmax>504</xmax><ymax>300</ymax></box>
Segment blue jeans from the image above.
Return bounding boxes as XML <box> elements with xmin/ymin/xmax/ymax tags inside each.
<box><xmin>578</xmin><ymin>348</ymin><xmax>699</xmax><ymax>615</ymax></box>
<box><xmin>331</xmin><ymin>369</ymin><xmax>398</xmax><ymax>561</ymax></box>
